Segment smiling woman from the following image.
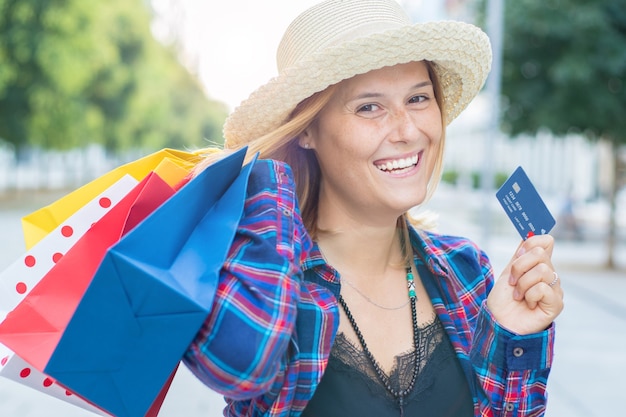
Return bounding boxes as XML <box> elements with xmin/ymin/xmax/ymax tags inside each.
<box><xmin>181</xmin><ymin>1</ymin><xmax>564</xmax><ymax>416</ymax></box>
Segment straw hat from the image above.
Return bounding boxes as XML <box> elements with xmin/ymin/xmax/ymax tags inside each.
<box><xmin>223</xmin><ymin>0</ymin><xmax>492</xmax><ymax>147</ymax></box>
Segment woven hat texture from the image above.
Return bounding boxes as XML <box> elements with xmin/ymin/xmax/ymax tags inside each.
<box><xmin>223</xmin><ymin>0</ymin><xmax>492</xmax><ymax>147</ymax></box>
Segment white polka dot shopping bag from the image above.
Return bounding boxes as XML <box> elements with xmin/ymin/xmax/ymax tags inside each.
<box><xmin>0</xmin><ymin>147</ymin><xmax>254</xmax><ymax>417</ymax></box>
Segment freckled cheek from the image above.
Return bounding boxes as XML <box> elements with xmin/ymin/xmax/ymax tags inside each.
<box><xmin>331</xmin><ymin>138</ymin><xmax>374</xmax><ymax>162</ymax></box>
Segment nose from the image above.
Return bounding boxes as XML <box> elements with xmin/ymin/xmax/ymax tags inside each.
<box><xmin>388</xmin><ymin>107</ymin><xmax>419</xmax><ymax>143</ymax></box>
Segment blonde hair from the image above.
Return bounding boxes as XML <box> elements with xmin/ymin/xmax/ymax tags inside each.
<box><xmin>195</xmin><ymin>61</ymin><xmax>447</xmax><ymax>241</ymax></box>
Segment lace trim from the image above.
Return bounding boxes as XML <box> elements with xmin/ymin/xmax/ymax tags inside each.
<box><xmin>329</xmin><ymin>315</ymin><xmax>456</xmax><ymax>403</ymax></box>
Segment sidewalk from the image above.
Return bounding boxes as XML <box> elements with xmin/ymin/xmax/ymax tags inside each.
<box><xmin>0</xmin><ymin>188</ymin><xmax>624</xmax><ymax>416</ymax></box>
<box><xmin>427</xmin><ymin>187</ymin><xmax>626</xmax><ymax>417</ymax></box>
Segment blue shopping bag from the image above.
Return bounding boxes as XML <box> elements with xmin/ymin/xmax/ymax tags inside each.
<box><xmin>43</xmin><ymin>147</ymin><xmax>255</xmax><ymax>417</ymax></box>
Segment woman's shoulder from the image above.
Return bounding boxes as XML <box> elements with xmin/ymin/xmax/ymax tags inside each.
<box><xmin>246</xmin><ymin>158</ymin><xmax>296</xmax><ymax>191</ymax></box>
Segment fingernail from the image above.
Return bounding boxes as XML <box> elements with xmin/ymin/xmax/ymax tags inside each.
<box><xmin>508</xmin><ymin>274</ymin><xmax>516</xmax><ymax>285</ymax></box>
<box><xmin>517</xmin><ymin>247</ymin><xmax>526</xmax><ymax>257</ymax></box>
<box><xmin>513</xmin><ymin>289</ymin><xmax>521</xmax><ymax>300</ymax></box>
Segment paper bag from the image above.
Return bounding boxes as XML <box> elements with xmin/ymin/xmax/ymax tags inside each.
<box><xmin>0</xmin><ymin>172</ymin><xmax>177</xmax><ymax>371</ymax></box>
<box><xmin>0</xmin><ymin>176</ymin><xmax>140</xmax><ymax>416</ymax></box>
<box><xmin>37</xmin><ymin>148</ymin><xmax>252</xmax><ymax>417</ymax></box>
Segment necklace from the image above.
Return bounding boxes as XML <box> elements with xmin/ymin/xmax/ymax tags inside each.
<box><xmin>341</xmin><ymin>275</ymin><xmax>410</xmax><ymax>311</ymax></box>
<box><xmin>338</xmin><ymin>264</ymin><xmax>419</xmax><ymax>417</ymax></box>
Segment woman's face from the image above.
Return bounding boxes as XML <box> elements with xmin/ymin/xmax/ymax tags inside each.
<box><xmin>302</xmin><ymin>61</ymin><xmax>442</xmax><ymax>226</ymax></box>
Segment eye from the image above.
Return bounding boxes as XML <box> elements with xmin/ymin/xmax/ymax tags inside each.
<box><xmin>408</xmin><ymin>94</ymin><xmax>429</xmax><ymax>104</ymax></box>
<box><xmin>356</xmin><ymin>103</ymin><xmax>380</xmax><ymax>113</ymax></box>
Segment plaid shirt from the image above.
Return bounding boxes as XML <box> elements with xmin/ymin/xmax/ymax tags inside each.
<box><xmin>183</xmin><ymin>159</ymin><xmax>555</xmax><ymax>417</ymax></box>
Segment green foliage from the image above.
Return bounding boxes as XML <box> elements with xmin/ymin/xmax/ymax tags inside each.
<box><xmin>501</xmin><ymin>0</ymin><xmax>626</xmax><ymax>144</ymax></box>
<box><xmin>0</xmin><ymin>0</ymin><xmax>228</xmax><ymax>152</ymax></box>
<box><xmin>441</xmin><ymin>170</ymin><xmax>460</xmax><ymax>185</ymax></box>
<box><xmin>441</xmin><ymin>169</ymin><xmax>508</xmax><ymax>189</ymax></box>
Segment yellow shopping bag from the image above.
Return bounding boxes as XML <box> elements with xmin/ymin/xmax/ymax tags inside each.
<box><xmin>22</xmin><ymin>148</ymin><xmax>218</xmax><ymax>249</ymax></box>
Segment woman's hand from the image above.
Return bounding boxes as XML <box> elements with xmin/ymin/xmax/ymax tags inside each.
<box><xmin>486</xmin><ymin>235</ymin><xmax>564</xmax><ymax>335</ymax></box>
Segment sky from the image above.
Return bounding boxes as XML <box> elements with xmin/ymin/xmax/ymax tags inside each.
<box><xmin>152</xmin><ymin>0</ymin><xmax>334</xmax><ymax>110</ymax></box>
<box><xmin>150</xmin><ymin>0</ymin><xmax>442</xmax><ymax>111</ymax></box>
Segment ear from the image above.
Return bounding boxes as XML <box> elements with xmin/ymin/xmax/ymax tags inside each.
<box><xmin>298</xmin><ymin>125</ymin><xmax>316</xmax><ymax>150</ymax></box>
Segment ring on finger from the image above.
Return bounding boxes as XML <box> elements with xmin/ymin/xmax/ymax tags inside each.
<box><xmin>548</xmin><ymin>271</ymin><xmax>559</xmax><ymax>287</ymax></box>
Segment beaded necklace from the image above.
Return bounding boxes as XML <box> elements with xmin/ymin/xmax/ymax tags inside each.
<box><xmin>338</xmin><ymin>264</ymin><xmax>419</xmax><ymax>417</ymax></box>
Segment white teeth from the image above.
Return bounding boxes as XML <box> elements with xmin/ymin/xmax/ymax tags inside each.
<box><xmin>376</xmin><ymin>154</ymin><xmax>419</xmax><ymax>172</ymax></box>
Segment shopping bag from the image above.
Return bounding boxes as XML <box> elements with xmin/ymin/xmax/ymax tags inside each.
<box><xmin>5</xmin><ymin>147</ymin><xmax>253</xmax><ymax>417</ymax></box>
<box><xmin>0</xmin><ymin>175</ymin><xmax>139</xmax><ymax>416</ymax></box>
<box><xmin>21</xmin><ymin>148</ymin><xmax>215</xmax><ymax>249</ymax></box>
<box><xmin>0</xmin><ymin>171</ymin><xmax>177</xmax><ymax>370</ymax></box>
<box><xmin>1</xmin><ymin>171</ymin><xmax>179</xmax><ymax>416</ymax></box>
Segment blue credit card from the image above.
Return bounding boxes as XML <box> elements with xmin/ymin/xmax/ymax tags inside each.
<box><xmin>496</xmin><ymin>166</ymin><xmax>556</xmax><ymax>239</ymax></box>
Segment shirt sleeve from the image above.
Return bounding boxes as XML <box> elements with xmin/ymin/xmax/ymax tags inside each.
<box><xmin>470</xmin><ymin>253</ymin><xmax>554</xmax><ymax>417</ymax></box>
<box><xmin>182</xmin><ymin>158</ymin><xmax>312</xmax><ymax>400</ymax></box>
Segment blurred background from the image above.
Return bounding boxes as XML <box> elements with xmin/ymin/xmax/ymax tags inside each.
<box><xmin>0</xmin><ymin>0</ymin><xmax>624</xmax><ymax>416</ymax></box>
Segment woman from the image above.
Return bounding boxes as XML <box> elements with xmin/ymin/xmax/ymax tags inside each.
<box><xmin>183</xmin><ymin>0</ymin><xmax>564</xmax><ymax>416</ymax></box>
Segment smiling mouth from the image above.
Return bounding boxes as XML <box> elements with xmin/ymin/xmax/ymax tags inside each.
<box><xmin>375</xmin><ymin>153</ymin><xmax>419</xmax><ymax>173</ymax></box>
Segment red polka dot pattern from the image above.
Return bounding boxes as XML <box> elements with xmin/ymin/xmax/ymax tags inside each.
<box><xmin>1</xmin><ymin>356</ymin><xmax>8</xmax><ymax>366</ymax></box>
<box><xmin>16</xmin><ymin>282</ymin><xmax>27</xmax><ymax>294</ymax></box>
<box><xmin>43</xmin><ymin>377</ymin><xmax>54</xmax><ymax>387</ymax></box>
<box><xmin>99</xmin><ymin>197</ymin><xmax>112</xmax><ymax>208</ymax></box>
<box><xmin>61</xmin><ymin>225</ymin><xmax>74</xmax><ymax>237</ymax></box>
<box><xmin>19</xmin><ymin>367</ymin><xmax>31</xmax><ymax>378</ymax></box>
<box><xmin>52</xmin><ymin>252</ymin><xmax>63</xmax><ymax>263</ymax></box>
<box><xmin>24</xmin><ymin>255</ymin><xmax>36</xmax><ymax>267</ymax></box>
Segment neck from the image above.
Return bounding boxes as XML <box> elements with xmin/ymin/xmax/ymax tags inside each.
<box><xmin>316</xmin><ymin>221</ymin><xmax>406</xmax><ymax>280</ymax></box>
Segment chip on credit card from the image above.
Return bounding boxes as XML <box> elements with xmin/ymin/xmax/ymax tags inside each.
<box><xmin>495</xmin><ymin>166</ymin><xmax>556</xmax><ymax>240</ymax></box>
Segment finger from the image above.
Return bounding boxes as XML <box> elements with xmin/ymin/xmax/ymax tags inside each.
<box><xmin>547</xmin><ymin>271</ymin><xmax>560</xmax><ymax>288</ymax></box>
<box><xmin>523</xmin><ymin>280</ymin><xmax>565</xmax><ymax>318</ymax></box>
<box><xmin>512</xmin><ymin>262</ymin><xmax>553</xmax><ymax>300</ymax></box>
<box><xmin>510</xmin><ymin>246</ymin><xmax>554</xmax><ymax>287</ymax></box>
<box><xmin>518</xmin><ymin>234</ymin><xmax>555</xmax><ymax>258</ymax></box>
<box><xmin>507</xmin><ymin>235</ymin><xmax>554</xmax><ymax>285</ymax></box>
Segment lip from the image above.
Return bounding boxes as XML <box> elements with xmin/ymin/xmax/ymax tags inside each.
<box><xmin>374</xmin><ymin>151</ymin><xmax>422</xmax><ymax>176</ymax></box>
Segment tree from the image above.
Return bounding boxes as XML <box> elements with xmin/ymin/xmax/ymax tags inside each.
<box><xmin>0</xmin><ymin>0</ymin><xmax>227</xmax><ymax>154</ymax></box>
<box><xmin>500</xmin><ymin>0</ymin><xmax>626</xmax><ymax>268</ymax></box>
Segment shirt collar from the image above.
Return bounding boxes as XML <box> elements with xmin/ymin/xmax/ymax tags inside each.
<box><xmin>408</xmin><ymin>226</ymin><xmax>450</xmax><ymax>278</ymax></box>
<box><xmin>302</xmin><ymin>241</ymin><xmax>341</xmax><ymax>288</ymax></box>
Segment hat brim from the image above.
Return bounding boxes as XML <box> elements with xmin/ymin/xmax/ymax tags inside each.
<box><xmin>224</xmin><ymin>21</ymin><xmax>492</xmax><ymax>147</ymax></box>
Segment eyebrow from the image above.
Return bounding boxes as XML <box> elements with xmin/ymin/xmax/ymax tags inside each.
<box><xmin>348</xmin><ymin>81</ymin><xmax>433</xmax><ymax>102</ymax></box>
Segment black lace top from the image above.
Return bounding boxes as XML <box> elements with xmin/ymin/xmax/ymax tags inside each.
<box><xmin>302</xmin><ymin>315</ymin><xmax>474</xmax><ymax>416</ymax></box>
